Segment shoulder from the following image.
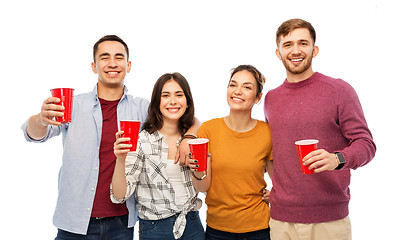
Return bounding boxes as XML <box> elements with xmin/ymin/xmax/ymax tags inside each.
<box><xmin>73</xmin><ymin>91</ymin><xmax>94</xmax><ymax>102</ymax></box>
<box><xmin>121</xmin><ymin>95</ymin><xmax>150</xmax><ymax>116</ymax></box>
<box><xmin>256</xmin><ymin>119</ymin><xmax>270</xmax><ymax>128</ymax></box>
<box><xmin>316</xmin><ymin>72</ymin><xmax>354</xmax><ymax>90</ymax></box>
<box><xmin>125</xmin><ymin>94</ymin><xmax>150</xmax><ymax>105</ymax></box>
<box><xmin>201</xmin><ymin>118</ymin><xmax>223</xmax><ymax>129</ymax></box>
<box><xmin>315</xmin><ymin>72</ymin><xmax>358</xmax><ymax>98</ymax></box>
<box><xmin>255</xmin><ymin>120</ymin><xmax>271</xmax><ymax>133</ymax></box>
<box><xmin>264</xmin><ymin>82</ymin><xmax>286</xmax><ymax>103</ymax></box>
<box><xmin>139</xmin><ymin>130</ymin><xmax>159</xmax><ymax>142</ymax></box>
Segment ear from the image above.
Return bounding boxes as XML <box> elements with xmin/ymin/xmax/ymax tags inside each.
<box><xmin>126</xmin><ymin>61</ymin><xmax>132</xmax><ymax>73</ymax></box>
<box><xmin>312</xmin><ymin>46</ymin><xmax>319</xmax><ymax>58</ymax></box>
<box><xmin>91</xmin><ymin>62</ymin><xmax>97</xmax><ymax>74</ymax></box>
<box><xmin>275</xmin><ymin>49</ymin><xmax>282</xmax><ymax>60</ymax></box>
<box><xmin>255</xmin><ymin>92</ymin><xmax>263</xmax><ymax>104</ymax></box>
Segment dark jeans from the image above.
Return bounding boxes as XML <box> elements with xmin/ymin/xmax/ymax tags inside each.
<box><xmin>139</xmin><ymin>211</ymin><xmax>205</xmax><ymax>240</ymax></box>
<box><xmin>205</xmin><ymin>225</ymin><xmax>270</xmax><ymax>240</ymax></box>
<box><xmin>55</xmin><ymin>215</ymin><xmax>134</xmax><ymax>240</ymax></box>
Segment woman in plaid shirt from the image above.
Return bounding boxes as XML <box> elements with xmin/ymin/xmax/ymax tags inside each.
<box><xmin>111</xmin><ymin>72</ymin><xmax>204</xmax><ymax>240</ymax></box>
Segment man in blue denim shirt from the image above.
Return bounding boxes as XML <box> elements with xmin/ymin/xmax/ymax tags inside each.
<box><xmin>22</xmin><ymin>35</ymin><xmax>145</xmax><ymax>239</ymax></box>
<box><xmin>22</xmin><ymin>35</ymin><xmax>198</xmax><ymax>239</ymax></box>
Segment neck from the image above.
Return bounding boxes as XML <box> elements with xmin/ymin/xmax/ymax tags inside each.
<box><xmin>225</xmin><ymin>110</ymin><xmax>255</xmax><ymax>132</ymax></box>
<box><xmin>97</xmin><ymin>82</ymin><xmax>124</xmax><ymax>100</ymax></box>
<box><xmin>160</xmin><ymin>119</ymin><xmax>180</xmax><ymax>138</ymax></box>
<box><xmin>286</xmin><ymin>68</ymin><xmax>315</xmax><ymax>83</ymax></box>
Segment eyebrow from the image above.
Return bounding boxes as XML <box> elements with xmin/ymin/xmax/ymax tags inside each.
<box><xmin>161</xmin><ymin>90</ymin><xmax>184</xmax><ymax>94</ymax></box>
<box><xmin>230</xmin><ymin>79</ymin><xmax>255</xmax><ymax>86</ymax></box>
<box><xmin>98</xmin><ymin>53</ymin><xmax>125</xmax><ymax>58</ymax></box>
<box><xmin>282</xmin><ymin>39</ymin><xmax>310</xmax><ymax>45</ymax></box>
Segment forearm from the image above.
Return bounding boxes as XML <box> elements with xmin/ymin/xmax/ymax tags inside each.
<box><xmin>26</xmin><ymin>114</ymin><xmax>49</xmax><ymax>140</ymax></box>
<box><xmin>185</xmin><ymin>117</ymin><xmax>201</xmax><ymax>137</ymax></box>
<box><xmin>341</xmin><ymin>137</ymin><xmax>376</xmax><ymax>170</ymax></box>
<box><xmin>111</xmin><ymin>159</ymin><xmax>128</xmax><ymax>200</ymax></box>
<box><xmin>266</xmin><ymin>160</ymin><xmax>274</xmax><ymax>179</ymax></box>
<box><xmin>191</xmin><ymin>157</ymin><xmax>211</xmax><ymax>192</ymax></box>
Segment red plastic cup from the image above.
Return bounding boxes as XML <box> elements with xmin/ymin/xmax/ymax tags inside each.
<box><xmin>188</xmin><ymin>138</ymin><xmax>209</xmax><ymax>172</ymax></box>
<box><xmin>120</xmin><ymin>121</ymin><xmax>141</xmax><ymax>152</ymax></box>
<box><xmin>50</xmin><ymin>88</ymin><xmax>74</xmax><ymax>123</ymax></box>
<box><xmin>295</xmin><ymin>139</ymin><xmax>319</xmax><ymax>174</ymax></box>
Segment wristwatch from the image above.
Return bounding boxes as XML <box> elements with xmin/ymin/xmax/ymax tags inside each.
<box><xmin>335</xmin><ymin>152</ymin><xmax>346</xmax><ymax>170</ymax></box>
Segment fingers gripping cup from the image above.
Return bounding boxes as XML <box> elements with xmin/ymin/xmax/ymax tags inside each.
<box><xmin>188</xmin><ymin>138</ymin><xmax>209</xmax><ymax>179</ymax></box>
<box><xmin>50</xmin><ymin>88</ymin><xmax>74</xmax><ymax>123</ymax></box>
<box><xmin>295</xmin><ymin>139</ymin><xmax>319</xmax><ymax>174</ymax></box>
<box><xmin>120</xmin><ymin>121</ymin><xmax>141</xmax><ymax>152</ymax></box>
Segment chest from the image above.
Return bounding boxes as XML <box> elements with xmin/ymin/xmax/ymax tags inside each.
<box><xmin>99</xmin><ymin>99</ymin><xmax>120</xmax><ymax>153</ymax></box>
<box><xmin>266</xmin><ymin>89</ymin><xmax>338</xmax><ymax>131</ymax></box>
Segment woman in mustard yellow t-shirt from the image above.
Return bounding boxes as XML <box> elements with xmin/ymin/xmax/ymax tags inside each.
<box><xmin>189</xmin><ymin>65</ymin><xmax>274</xmax><ymax>239</ymax></box>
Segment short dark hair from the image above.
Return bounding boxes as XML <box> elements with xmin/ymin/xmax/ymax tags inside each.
<box><xmin>143</xmin><ymin>72</ymin><xmax>195</xmax><ymax>135</ymax></box>
<box><xmin>93</xmin><ymin>35</ymin><xmax>129</xmax><ymax>62</ymax></box>
<box><xmin>276</xmin><ymin>18</ymin><xmax>316</xmax><ymax>46</ymax></box>
<box><xmin>229</xmin><ymin>65</ymin><xmax>265</xmax><ymax>97</ymax></box>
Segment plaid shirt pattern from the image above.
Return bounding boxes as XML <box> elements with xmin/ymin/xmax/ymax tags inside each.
<box><xmin>110</xmin><ymin>130</ymin><xmax>202</xmax><ymax>239</ymax></box>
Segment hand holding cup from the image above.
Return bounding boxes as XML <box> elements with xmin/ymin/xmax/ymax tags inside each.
<box><xmin>113</xmin><ymin>131</ymin><xmax>132</xmax><ymax>162</ymax></box>
<box><xmin>39</xmin><ymin>96</ymin><xmax>66</xmax><ymax>126</ymax></box>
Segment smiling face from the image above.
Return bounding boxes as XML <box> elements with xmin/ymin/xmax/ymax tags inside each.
<box><xmin>91</xmin><ymin>40</ymin><xmax>131</xmax><ymax>88</ymax></box>
<box><xmin>227</xmin><ymin>70</ymin><xmax>262</xmax><ymax>112</ymax></box>
<box><xmin>276</xmin><ymin>28</ymin><xmax>319</xmax><ymax>82</ymax></box>
<box><xmin>160</xmin><ymin>79</ymin><xmax>188</xmax><ymax>123</ymax></box>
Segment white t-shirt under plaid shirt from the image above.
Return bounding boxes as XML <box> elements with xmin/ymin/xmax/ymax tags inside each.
<box><xmin>110</xmin><ymin>130</ymin><xmax>202</xmax><ymax>239</ymax></box>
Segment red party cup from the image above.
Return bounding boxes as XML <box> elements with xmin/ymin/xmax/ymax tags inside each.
<box><xmin>120</xmin><ymin>121</ymin><xmax>141</xmax><ymax>152</ymax></box>
<box><xmin>188</xmin><ymin>138</ymin><xmax>209</xmax><ymax>172</ymax></box>
<box><xmin>295</xmin><ymin>139</ymin><xmax>319</xmax><ymax>174</ymax></box>
<box><xmin>50</xmin><ymin>88</ymin><xmax>74</xmax><ymax>123</ymax></box>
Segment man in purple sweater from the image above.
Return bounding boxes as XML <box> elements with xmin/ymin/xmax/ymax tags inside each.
<box><xmin>264</xmin><ymin>18</ymin><xmax>376</xmax><ymax>240</ymax></box>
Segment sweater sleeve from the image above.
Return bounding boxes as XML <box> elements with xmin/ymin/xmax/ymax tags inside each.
<box><xmin>336</xmin><ymin>81</ymin><xmax>376</xmax><ymax>170</ymax></box>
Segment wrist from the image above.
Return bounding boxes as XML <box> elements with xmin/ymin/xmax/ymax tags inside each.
<box><xmin>334</xmin><ymin>154</ymin><xmax>340</xmax><ymax>168</ymax></box>
<box><xmin>191</xmin><ymin>170</ymin><xmax>207</xmax><ymax>180</ymax></box>
<box><xmin>181</xmin><ymin>134</ymin><xmax>197</xmax><ymax>142</ymax></box>
<box><xmin>334</xmin><ymin>152</ymin><xmax>346</xmax><ymax>170</ymax></box>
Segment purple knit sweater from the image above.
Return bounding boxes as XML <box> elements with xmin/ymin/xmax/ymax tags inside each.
<box><xmin>264</xmin><ymin>72</ymin><xmax>376</xmax><ymax>223</ymax></box>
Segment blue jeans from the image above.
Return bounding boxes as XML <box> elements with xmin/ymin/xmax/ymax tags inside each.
<box><xmin>139</xmin><ymin>211</ymin><xmax>205</xmax><ymax>240</ymax></box>
<box><xmin>205</xmin><ymin>225</ymin><xmax>270</xmax><ymax>240</ymax></box>
<box><xmin>55</xmin><ymin>215</ymin><xmax>134</xmax><ymax>240</ymax></box>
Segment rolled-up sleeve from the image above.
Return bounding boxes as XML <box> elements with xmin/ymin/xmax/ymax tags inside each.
<box><xmin>21</xmin><ymin>119</ymin><xmax>63</xmax><ymax>143</ymax></box>
<box><xmin>110</xmin><ymin>144</ymin><xmax>144</xmax><ymax>203</ymax></box>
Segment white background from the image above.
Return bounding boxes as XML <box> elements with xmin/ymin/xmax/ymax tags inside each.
<box><xmin>1</xmin><ymin>0</ymin><xmax>392</xmax><ymax>239</ymax></box>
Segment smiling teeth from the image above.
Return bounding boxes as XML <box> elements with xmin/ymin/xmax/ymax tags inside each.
<box><xmin>291</xmin><ymin>59</ymin><xmax>303</xmax><ymax>62</ymax></box>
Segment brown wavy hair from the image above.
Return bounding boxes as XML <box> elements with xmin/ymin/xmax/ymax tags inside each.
<box><xmin>143</xmin><ymin>72</ymin><xmax>195</xmax><ymax>135</ymax></box>
<box><xmin>229</xmin><ymin>64</ymin><xmax>265</xmax><ymax>97</ymax></box>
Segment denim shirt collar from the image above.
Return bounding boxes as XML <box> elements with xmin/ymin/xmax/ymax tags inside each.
<box><xmin>91</xmin><ymin>84</ymin><xmax>129</xmax><ymax>102</ymax></box>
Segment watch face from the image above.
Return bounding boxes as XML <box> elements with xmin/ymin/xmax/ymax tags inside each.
<box><xmin>336</xmin><ymin>153</ymin><xmax>346</xmax><ymax>164</ymax></box>
<box><xmin>335</xmin><ymin>153</ymin><xmax>346</xmax><ymax>170</ymax></box>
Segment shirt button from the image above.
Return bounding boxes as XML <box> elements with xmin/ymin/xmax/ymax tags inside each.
<box><xmin>91</xmin><ymin>188</ymin><xmax>95</xmax><ymax>191</ymax></box>
<box><xmin>95</xmin><ymin>167</ymin><xmax>98</xmax><ymax>170</ymax></box>
<box><xmin>87</xmin><ymin>208</ymin><xmax>91</xmax><ymax>211</ymax></box>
